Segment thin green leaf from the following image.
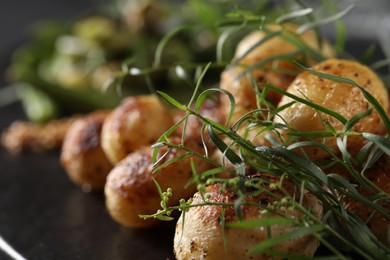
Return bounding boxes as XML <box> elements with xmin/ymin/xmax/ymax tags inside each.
<box><xmin>322</xmin><ymin>0</ymin><xmax>348</xmax><ymax>54</ymax></box>
<box><xmin>228</xmin><ymin>217</ymin><xmax>296</xmax><ymax>228</ymax></box>
<box><xmin>361</xmin><ymin>43</ymin><xmax>377</xmax><ymax>65</ymax></box>
<box><xmin>256</xmin><ymin>146</ymin><xmax>329</xmax><ymax>185</ymax></box>
<box><xmin>243</xmin><ymin>50</ymin><xmax>303</xmax><ymax>73</ymax></box>
<box><xmin>371</xmin><ymin>58</ymin><xmax>390</xmax><ymax>71</ymax></box>
<box><xmin>217</xmin><ymin>24</ymin><xmax>246</xmax><ymax>62</ymax></box>
<box><xmin>328</xmin><ymin>174</ymin><xmax>390</xmax><ymax>218</ymax></box>
<box><xmin>276</xmin><ymin>8</ymin><xmax>313</xmax><ymax>24</ymax></box>
<box><xmin>187</xmin><ymin>62</ymin><xmax>212</xmax><ymax>107</ymax></box>
<box><xmin>297</xmin><ymin>4</ymin><xmax>354</xmax><ymax>34</ymax></box>
<box><xmin>266</xmin><ymin>83</ymin><xmax>348</xmax><ymax>124</ymax></box>
<box><xmin>343</xmin><ymin>108</ymin><xmax>372</xmax><ymax>132</ymax></box>
<box><xmin>234</xmin><ymin>30</ymin><xmax>282</xmax><ymax>65</ymax></box>
<box><xmin>154</xmin><ymin>25</ymin><xmax>189</xmax><ymax>67</ymax></box>
<box><xmin>157</xmin><ymin>91</ymin><xmax>187</xmax><ymax>110</ymax></box>
<box><xmin>363</xmin><ymin>133</ymin><xmax>390</xmax><ymax>156</ymax></box>
<box><xmin>363</xmin><ymin>145</ymin><xmax>384</xmax><ymax>170</ymax></box>
<box><xmin>154</xmin><ymin>153</ymin><xmax>191</xmax><ymax>172</ymax></box>
<box><xmin>286</xmin><ymin>141</ymin><xmax>337</xmax><ymax>157</ymax></box>
<box><xmin>207</xmin><ymin>125</ymin><xmax>243</xmax><ymax>164</ymax></box>
<box><xmin>249</xmin><ymin>224</ymin><xmax>325</xmax><ymax>253</ymax></box>
<box><xmin>287</xmin><ymin>131</ymin><xmax>335</xmax><ymax>138</ymax></box>
<box><xmin>195</xmin><ymin>88</ymin><xmax>220</xmax><ymax>112</ymax></box>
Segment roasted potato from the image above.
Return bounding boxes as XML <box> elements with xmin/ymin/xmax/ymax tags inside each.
<box><xmin>60</xmin><ymin>110</ymin><xmax>112</xmax><ymax>190</ymax></box>
<box><xmin>174</xmin><ymin>180</ymin><xmax>322</xmax><ymax>260</ymax></box>
<box><xmin>274</xmin><ymin>58</ymin><xmax>389</xmax><ymax>159</ymax></box>
<box><xmin>104</xmin><ymin>136</ymin><xmax>211</xmax><ymax>228</ymax></box>
<box><xmin>101</xmin><ymin>95</ymin><xmax>174</xmax><ymax>164</ymax></box>
<box><xmin>220</xmin><ymin>23</ymin><xmax>334</xmax><ymax>123</ymax></box>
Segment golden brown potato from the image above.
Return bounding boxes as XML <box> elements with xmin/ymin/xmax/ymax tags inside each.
<box><xmin>101</xmin><ymin>95</ymin><xmax>174</xmax><ymax>164</ymax></box>
<box><xmin>174</xmin><ymin>181</ymin><xmax>322</xmax><ymax>260</ymax></box>
<box><xmin>60</xmin><ymin>110</ymin><xmax>112</xmax><ymax>191</ymax></box>
<box><xmin>104</xmin><ymin>136</ymin><xmax>211</xmax><ymax>228</ymax></box>
<box><xmin>220</xmin><ymin>23</ymin><xmax>334</xmax><ymax>123</ymax></box>
<box><xmin>274</xmin><ymin>58</ymin><xmax>389</xmax><ymax>159</ymax></box>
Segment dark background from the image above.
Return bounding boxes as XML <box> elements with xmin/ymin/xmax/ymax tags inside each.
<box><xmin>0</xmin><ymin>1</ymin><xmax>175</xmax><ymax>260</ymax></box>
<box><xmin>0</xmin><ymin>0</ymin><xmax>99</xmax><ymax>81</ymax></box>
<box><xmin>0</xmin><ymin>1</ymin><xmax>389</xmax><ymax>259</ymax></box>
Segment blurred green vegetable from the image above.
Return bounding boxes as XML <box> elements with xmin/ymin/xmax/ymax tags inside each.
<box><xmin>7</xmin><ymin>0</ymin><xmax>269</xmax><ymax>122</ymax></box>
<box><xmin>16</xmin><ymin>83</ymin><xmax>59</xmax><ymax>123</ymax></box>
<box><xmin>9</xmin><ymin>17</ymin><xmax>126</xmax><ymax>120</ymax></box>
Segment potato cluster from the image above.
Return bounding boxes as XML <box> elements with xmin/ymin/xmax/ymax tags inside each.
<box><xmin>60</xmin><ymin>23</ymin><xmax>390</xmax><ymax>259</ymax></box>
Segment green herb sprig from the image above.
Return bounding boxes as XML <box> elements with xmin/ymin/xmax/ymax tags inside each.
<box><xmin>137</xmin><ymin>1</ymin><xmax>390</xmax><ymax>259</ymax></box>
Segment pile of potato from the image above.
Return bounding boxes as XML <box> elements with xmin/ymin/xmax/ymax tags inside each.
<box><xmin>60</xmin><ymin>23</ymin><xmax>390</xmax><ymax>259</ymax></box>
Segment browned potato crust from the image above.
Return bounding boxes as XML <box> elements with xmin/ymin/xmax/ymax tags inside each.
<box><xmin>174</xmin><ymin>181</ymin><xmax>322</xmax><ymax>260</ymax></box>
<box><xmin>104</xmin><ymin>137</ymin><xmax>211</xmax><ymax>228</ymax></box>
<box><xmin>274</xmin><ymin>58</ymin><xmax>390</xmax><ymax>159</ymax></box>
<box><xmin>60</xmin><ymin>110</ymin><xmax>112</xmax><ymax>190</ymax></box>
<box><xmin>101</xmin><ymin>95</ymin><xmax>174</xmax><ymax>164</ymax></box>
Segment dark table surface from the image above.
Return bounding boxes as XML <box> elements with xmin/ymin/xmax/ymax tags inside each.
<box><xmin>0</xmin><ymin>1</ymin><xmax>176</xmax><ymax>259</ymax></box>
<box><xmin>0</xmin><ymin>1</ymin><xmax>389</xmax><ymax>259</ymax></box>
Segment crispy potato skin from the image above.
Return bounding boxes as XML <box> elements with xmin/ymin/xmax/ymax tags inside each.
<box><xmin>174</xmin><ymin>182</ymin><xmax>322</xmax><ymax>260</ymax></box>
<box><xmin>104</xmin><ymin>137</ymin><xmax>211</xmax><ymax>228</ymax></box>
<box><xmin>220</xmin><ymin>24</ymin><xmax>334</xmax><ymax>123</ymax></box>
<box><xmin>274</xmin><ymin>58</ymin><xmax>389</xmax><ymax>159</ymax></box>
<box><xmin>101</xmin><ymin>95</ymin><xmax>174</xmax><ymax>164</ymax></box>
<box><xmin>60</xmin><ymin>110</ymin><xmax>112</xmax><ymax>190</ymax></box>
